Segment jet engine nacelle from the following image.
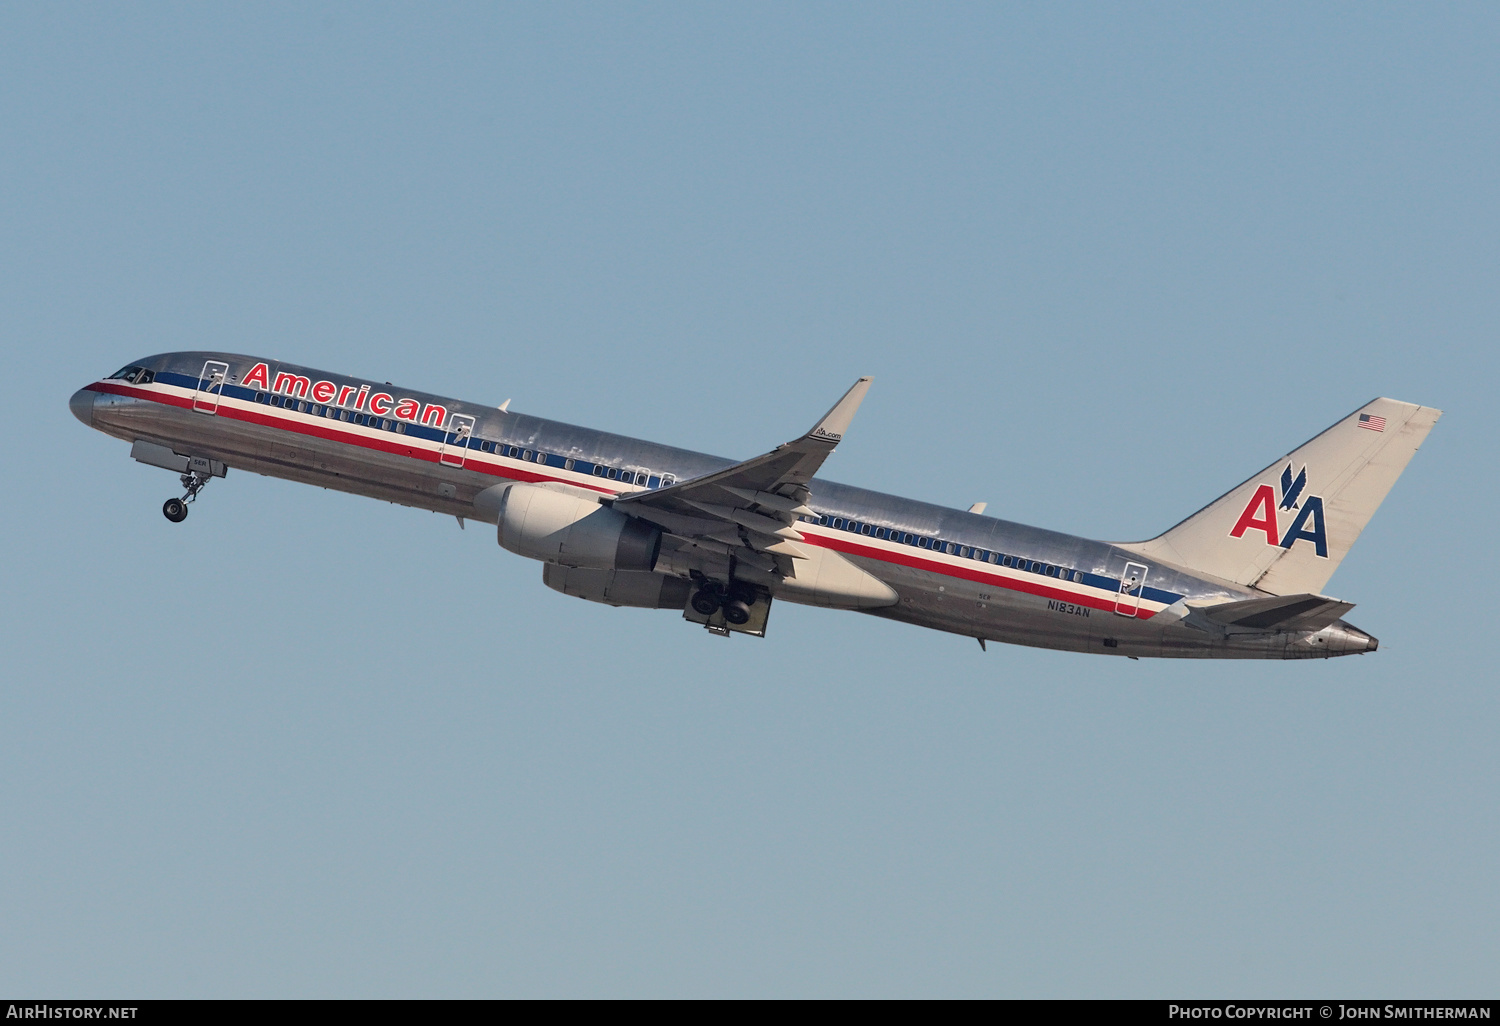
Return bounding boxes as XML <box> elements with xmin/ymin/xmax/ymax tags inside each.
<box><xmin>542</xmin><ymin>564</ymin><xmax>692</xmax><ymax>609</ymax></box>
<box><xmin>496</xmin><ymin>483</ymin><xmax>661</xmax><ymax>572</ymax></box>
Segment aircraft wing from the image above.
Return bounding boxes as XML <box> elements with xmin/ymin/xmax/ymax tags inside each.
<box><xmin>1200</xmin><ymin>593</ymin><xmax>1355</xmax><ymax>632</ymax></box>
<box><xmin>611</xmin><ymin>377</ymin><xmax>872</xmax><ymax>576</ymax></box>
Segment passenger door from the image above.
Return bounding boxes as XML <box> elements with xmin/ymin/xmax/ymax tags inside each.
<box><xmin>193</xmin><ymin>360</ymin><xmax>229</xmax><ymax>414</ymax></box>
<box><xmin>1114</xmin><ymin>560</ymin><xmax>1149</xmax><ymax>617</ymax></box>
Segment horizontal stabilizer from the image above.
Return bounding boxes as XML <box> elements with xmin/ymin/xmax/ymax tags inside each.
<box><xmin>1201</xmin><ymin>593</ymin><xmax>1355</xmax><ymax>632</ymax></box>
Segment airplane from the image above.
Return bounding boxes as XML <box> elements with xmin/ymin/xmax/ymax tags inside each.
<box><xmin>70</xmin><ymin>353</ymin><xmax>1440</xmax><ymax>659</ymax></box>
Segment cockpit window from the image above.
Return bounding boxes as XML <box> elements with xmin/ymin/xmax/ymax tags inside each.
<box><xmin>108</xmin><ymin>365</ymin><xmax>152</xmax><ymax>383</ymax></box>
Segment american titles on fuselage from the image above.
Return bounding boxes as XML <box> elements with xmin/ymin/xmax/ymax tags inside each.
<box><xmin>242</xmin><ymin>361</ymin><xmax>451</xmax><ymax>430</ymax></box>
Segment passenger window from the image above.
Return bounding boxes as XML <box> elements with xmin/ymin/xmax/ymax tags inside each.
<box><xmin>396</xmin><ymin>423</ymin><xmax>406</xmax><ymax>434</ymax></box>
<box><xmin>523</xmin><ymin>450</ymin><xmax>533</xmax><ymax>461</ymax></box>
<box><xmin>593</xmin><ymin>465</ymin><xmax>605</xmax><ymax>476</ymax></box>
<box><xmin>861</xmin><ymin>524</ymin><xmax>871</xmax><ymax>535</ymax></box>
<box><xmin>662</xmin><ymin>475</ymin><xmax>675</xmax><ymax>486</ymax></box>
<box><xmin>620</xmin><ymin>471</ymin><xmax>634</xmax><ymax>484</ymax></box>
<box><xmin>564</xmin><ymin>458</ymin><xmax>574</xmax><ymax>470</ymax></box>
<box><xmin>608</xmin><ymin>468</ymin><xmax>618</xmax><ymax>479</ymax></box>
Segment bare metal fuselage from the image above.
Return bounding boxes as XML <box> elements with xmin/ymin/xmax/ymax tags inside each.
<box><xmin>71</xmin><ymin>351</ymin><xmax>1380</xmax><ymax>659</ymax></box>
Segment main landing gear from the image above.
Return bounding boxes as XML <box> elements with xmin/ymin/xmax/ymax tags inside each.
<box><xmin>690</xmin><ymin>582</ymin><xmax>754</xmax><ymax>626</ymax></box>
<box><xmin>162</xmin><ymin>469</ymin><xmax>211</xmax><ymax>523</ymax></box>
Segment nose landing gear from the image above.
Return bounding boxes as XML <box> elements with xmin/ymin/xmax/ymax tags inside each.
<box><xmin>162</xmin><ymin>469</ymin><xmax>211</xmax><ymax>523</ymax></box>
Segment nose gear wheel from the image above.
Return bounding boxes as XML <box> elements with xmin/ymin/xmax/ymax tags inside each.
<box><xmin>162</xmin><ymin>470</ymin><xmax>211</xmax><ymax>523</ymax></box>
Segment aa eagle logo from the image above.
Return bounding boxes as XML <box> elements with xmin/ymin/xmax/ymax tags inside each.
<box><xmin>1229</xmin><ymin>463</ymin><xmax>1329</xmax><ymax>558</ymax></box>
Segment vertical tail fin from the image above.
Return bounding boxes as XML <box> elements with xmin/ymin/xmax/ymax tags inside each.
<box><xmin>1124</xmin><ymin>398</ymin><xmax>1441</xmax><ymax>595</ymax></box>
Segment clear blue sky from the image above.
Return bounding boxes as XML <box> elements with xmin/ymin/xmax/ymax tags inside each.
<box><xmin>2</xmin><ymin>3</ymin><xmax>1495</xmax><ymax>997</ymax></box>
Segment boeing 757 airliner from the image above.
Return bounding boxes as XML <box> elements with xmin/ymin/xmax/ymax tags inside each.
<box><xmin>70</xmin><ymin>354</ymin><xmax>1439</xmax><ymax>658</ymax></box>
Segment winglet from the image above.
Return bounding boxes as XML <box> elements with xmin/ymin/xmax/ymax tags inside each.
<box><xmin>804</xmin><ymin>377</ymin><xmax>872</xmax><ymax>445</ymax></box>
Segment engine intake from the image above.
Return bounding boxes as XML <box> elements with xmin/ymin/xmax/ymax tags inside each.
<box><xmin>497</xmin><ymin>483</ymin><xmax>661</xmax><ymax>572</ymax></box>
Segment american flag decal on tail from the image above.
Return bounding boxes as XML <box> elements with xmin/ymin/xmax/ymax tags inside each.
<box><xmin>1358</xmin><ymin>413</ymin><xmax>1386</xmax><ymax>432</ymax></box>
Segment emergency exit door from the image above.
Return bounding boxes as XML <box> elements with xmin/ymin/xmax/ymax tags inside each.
<box><xmin>439</xmin><ymin>414</ymin><xmax>476</xmax><ymax>468</ymax></box>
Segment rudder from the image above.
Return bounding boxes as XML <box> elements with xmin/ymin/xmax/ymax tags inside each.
<box><xmin>1123</xmin><ymin>398</ymin><xmax>1441</xmax><ymax>595</ymax></box>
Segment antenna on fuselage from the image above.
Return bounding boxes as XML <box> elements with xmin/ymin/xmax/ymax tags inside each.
<box><xmin>498</xmin><ymin>399</ymin><xmax>511</xmax><ymax>413</ymax></box>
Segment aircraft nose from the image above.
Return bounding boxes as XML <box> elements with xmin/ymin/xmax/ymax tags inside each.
<box><xmin>69</xmin><ymin>387</ymin><xmax>96</xmax><ymax>427</ymax></box>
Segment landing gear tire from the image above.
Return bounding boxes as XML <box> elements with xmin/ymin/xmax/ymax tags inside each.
<box><xmin>163</xmin><ymin>497</ymin><xmax>188</xmax><ymax>523</ymax></box>
<box><xmin>722</xmin><ymin>599</ymin><xmax>752</xmax><ymax>626</ymax></box>
<box><xmin>691</xmin><ymin>588</ymin><xmax>721</xmax><ymax>616</ymax></box>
